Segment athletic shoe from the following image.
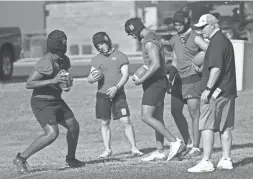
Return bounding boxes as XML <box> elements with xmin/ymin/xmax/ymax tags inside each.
<box><xmin>131</xmin><ymin>148</ymin><xmax>144</xmax><ymax>156</ymax></box>
<box><xmin>167</xmin><ymin>138</ymin><xmax>184</xmax><ymax>161</ymax></box>
<box><xmin>66</xmin><ymin>157</ymin><xmax>85</xmax><ymax>168</ymax></box>
<box><xmin>13</xmin><ymin>153</ymin><xmax>29</xmax><ymax>174</ymax></box>
<box><xmin>187</xmin><ymin>160</ymin><xmax>215</xmax><ymax>173</ymax></box>
<box><xmin>217</xmin><ymin>158</ymin><xmax>233</xmax><ymax>170</ymax></box>
<box><xmin>141</xmin><ymin>150</ymin><xmax>166</xmax><ymax>162</ymax></box>
<box><xmin>184</xmin><ymin>147</ymin><xmax>202</xmax><ymax>158</ymax></box>
<box><xmin>99</xmin><ymin>149</ymin><xmax>112</xmax><ymax>159</ymax></box>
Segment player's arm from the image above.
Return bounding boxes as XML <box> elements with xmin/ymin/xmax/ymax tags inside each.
<box><xmin>116</xmin><ymin>64</ymin><xmax>129</xmax><ymax>89</ymax></box>
<box><xmin>26</xmin><ymin>70</ymin><xmax>63</xmax><ymax>89</ymax></box>
<box><xmin>194</xmin><ymin>36</ymin><xmax>209</xmax><ymax>51</ymax></box>
<box><xmin>87</xmin><ymin>66</ymin><xmax>98</xmax><ymax>84</ymax></box>
<box><xmin>167</xmin><ymin>50</ymin><xmax>178</xmax><ymax>82</ymax></box>
<box><xmin>139</xmin><ymin>42</ymin><xmax>161</xmax><ymax>82</ymax></box>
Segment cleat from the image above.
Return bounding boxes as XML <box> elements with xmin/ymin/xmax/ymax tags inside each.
<box><xmin>188</xmin><ymin>160</ymin><xmax>215</xmax><ymax>173</ymax></box>
<box><xmin>167</xmin><ymin>138</ymin><xmax>184</xmax><ymax>161</ymax></box>
<box><xmin>141</xmin><ymin>150</ymin><xmax>166</xmax><ymax>162</ymax></box>
<box><xmin>13</xmin><ymin>153</ymin><xmax>29</xmax><ymax>174</ymax></box>
<box><xmin>131</xmin><ymin>148</ymin><xmax>143</xmax><ymax>156</ymax></box>
<box><xmin>99</xmin><ymin>149</ymin><xmax>112</xmax><ymax>159</ymax></box>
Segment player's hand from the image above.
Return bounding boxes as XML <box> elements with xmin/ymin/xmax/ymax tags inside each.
<box><xmin>132</xmin><ymin>76</ymin><xmax>142</xmax><ymax>85</ymax></box>
<box><xmin>192</xmin><ymin>63</ymin><xmax>200</xmax><ymax>73</ymax></box>
<box><xmin>201</xmin><ymin>89</ymin><xmax>211</xmax><ymax>104</ymax></box>
<box><xmin>107</xmin><ymin>86</ymin><xmax>118</xmax><ymax>99</ymax></box>
<box><xmin>89</xmin><ymin>71</ymin><xmax>101</xmax><ymax>83</ymax></box>
<box><xmin>51</xmin><ymin>70</ymin><xmax>68</xmax><ymax>85</ymax></box>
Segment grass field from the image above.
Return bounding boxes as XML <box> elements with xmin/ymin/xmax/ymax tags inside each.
<box><xmin>1</xmin><ymin>79</ymin><xmax>253</xmax><ymax>179</ymax></box>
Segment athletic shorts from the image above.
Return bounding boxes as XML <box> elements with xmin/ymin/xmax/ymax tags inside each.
<box><xmin>199</xmin><ymin>96</ymin><xmax>235</xmax><ymax>133</ymax></box>
<box><xmin>171</xmin><ymin>74</ymin><xmax>201</xmax><ymax>102</ymax></box>
<box><xmin>31</xmin><ymin>97</ymin><xmax>75</xmax><ymax>128</ymax></box>
<box><xmin>96</xmin><ymin>92</ymin><xmax>130</xmax><ymax>120</ymax></box>
<box><xmin>142</xmin><ymin>76</ymin><xmax>167</xmax><ymax>107</ymax></box>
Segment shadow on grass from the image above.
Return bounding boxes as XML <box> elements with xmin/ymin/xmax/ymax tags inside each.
<box><xmin>85</xmin><ymin>157</ymin><xmax>125</xmax><ymax>165</ymax></box>
<box><xmin>114</xmin><ymin>145</ymin><xmax>171</xmax><ymax>157</ymax></box>
<box><xmin>212</xmin><ymin>143</ymin><xmax>253</xmax><ymax>153</ymax></box>
<box><xmin>234</xmin><ymin>157</ymin><xmax>253</xmax><ymax>168</ymax></box>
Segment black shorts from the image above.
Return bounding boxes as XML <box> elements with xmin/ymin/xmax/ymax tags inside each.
<box><xmin>142</xmin><ymin>76</ymin><xmax>167</xmax><ymax>107</ymax></box>
<box><xmin>96</xmin><ymin>92</ymin><xmax>130</xmax><ymax>120</ymax></box>
<box><xmin>31</xmin><ymin>97</ymin><xmax>75</xmax><ymax>128</ymax></box>
<box><xmin>171</xmin><ymin>74</ymin><xmax>201</xmax><ymax>102</ymax></box>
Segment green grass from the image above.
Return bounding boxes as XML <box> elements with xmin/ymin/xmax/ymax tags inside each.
<box><xmin>1</xmin><ymin>80</ymin><xmax>253</xmax><ymax>179</ymax></box>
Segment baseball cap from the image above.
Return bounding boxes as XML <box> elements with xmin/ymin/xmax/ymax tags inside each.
<box><xmin>194</xmin><ymin>14</ymin><xmax>219</xmax><ymax>27</ymax></box>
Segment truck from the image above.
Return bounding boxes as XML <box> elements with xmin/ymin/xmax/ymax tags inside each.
<box><xmin>0</xmin><ymin>27</ymin><xmax>21</xmax><ymax>80</ymax></box>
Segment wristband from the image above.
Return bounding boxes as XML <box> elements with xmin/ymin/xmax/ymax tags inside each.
<box><xmin>115</xmin><ymin>84</ymin><xmax>120</xmax><ymax>90</ymax></box>
<box><xmin>205</xmin><ymin>86</ymin><xmax>211</xmax><ymax>91</ymax></box>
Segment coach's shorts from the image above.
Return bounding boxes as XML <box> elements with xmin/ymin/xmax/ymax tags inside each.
<box><xmin>142</xmin><ymin>76</ymin><xmax>167</xmax><ymax>107</ymax></box>
<box><xmin>199</xmin><ymin>96</ymin><xmax>235</xmax><ymax>133</ymax></box>
<box><xmin>96</xmin><ymin>92</ymin><xmax>130</xmax><ymax>120</ymax></box>
<box><xmin>171</xmin><ymin>74</ymin><xmax>201</xmax><ymax>101</ymax></box>
<box><xmin>31</xmin><ymin>97</ymin><xmax>75</xmax><ymax>128</ymax></box>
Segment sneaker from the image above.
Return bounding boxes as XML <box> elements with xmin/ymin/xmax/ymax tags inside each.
<box><xmin>66</xmin><ymin>157</ymin><xmax>85</xmax><ymax>168</ymax></box>
<box><xmin>187</xmin><ymin>160</ymin><xmax>215</xmax><ymax>173</ymax></box>
<box><xmin>184</xmin><ymin>147</ymin><xmax>202</xmax><ymax>158</ymax></box>
<box><xmin>217</xmin><ymin>158</ymin><xmax>233</xmax><ymax>170</ymax></box>
<box><xmin>167</xmin><ymin>138</ymin><xmax>184</xmax><ymax>161</ymax></box>
<box><xmin>141</xmin><ymin>150</ymin><xmax>166</xmax><ymax>162</ymax></box>
<box><xmin>131</xmin><ymin>148</ymin><xmax>144</xmax><ymax>156</ymax></box>
<box><xmin>99</xmin><ymin>149</ymin><xmax>112</xmax><ymax>159</ymax></box>
<box><xmin>13</xmin><ymin>153</ymin><xmax>29</xmax><ymax>174</ymax></box>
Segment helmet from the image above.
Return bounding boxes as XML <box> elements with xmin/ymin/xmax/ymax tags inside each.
<box><xmin>92</xmin><ymin>32</ymin><xmax>112</xmax><ymax>54</ymax></box>
<box><xmin>173</xmin><ymin>11</ymin><xmax>191</xmax><ymax>34</ymax></box>
<box><xmin>47</xmin><ymin>30</ymin><xmax>67</xmax><ymax>54</ymax></box>
<box><xmin>124</xmin><ymin>18</ymin><xmax>144</xmax><ymax>41</ymax></box>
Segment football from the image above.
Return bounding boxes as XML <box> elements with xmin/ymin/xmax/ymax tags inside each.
<box><xmin>91</xmin><ymin>68</ymin><xmax>104</xmax><ymax>81</ymax></box>
<box><xmin>58</xmin><ymin>70</ymin><xmax>73</xmax><ymax>91</ymax></box>
<box><xmin>192</xmin><ymin>51</ymin><xmax>205</xmax><ymax>67</ymax></box>
<box><xmin>133</xmin><ymin>65</ymin><xmax>149</xmax><ymax>80</ymax></box>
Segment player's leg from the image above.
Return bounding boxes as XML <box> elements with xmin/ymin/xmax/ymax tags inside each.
<box><xmin>171</xmin><ymin>95</ymin><xmax>192</xmax><ymax>146</ymax></box>
<box><xmin>141</xmin><ymin>86</ymin><xmax>183</xmax><ymax>161</ymax></box>
<box><xmin>154</xmin><ymin>106</ymin><xmax>164</xmax><ymax>151</ymax></box>
<box><xmin>57</xmin><ymin>100</ymin><xmax>84</xmax><ymax>167</ymax></box>
<box><xmin>112</xmin><ymin>92</ymin><xmax>143</xmax><ymax>156</ymax></box>
<box><xmin>140</xmin><ymin>106</ymin><xmax>166</xmax><ymax>162</ymax></box>
<box><xmin>96</xmin><ymin>93</ymin><xmax>112</xmax><ymax>158</ymax></box>
<box><xmin>13</xmin><ymin>98</ymin><xmax>60</xmax><ymax>173</ymax></box>
<box><xmin>171</xmin><ymin>80</ymin><xmax>192</xmax><ymax>147</ymax></box>
<box><xmin>186</xmin><ymin>97</ymin><xmax>201</xmax><ymax>156</ymax></box>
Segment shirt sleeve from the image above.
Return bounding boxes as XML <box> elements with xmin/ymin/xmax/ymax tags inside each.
<box><xmin>119</xmin><ymin>54</ymin><xmax>129</xmax><ymax>68</ymax></box>
<box><xmin>207</xmin><ymin>42</ymin><xmax>224</xmax><ymax>70</ymax></box>
<box><xmin>91</xmin><ymin>56</ymin><xmax>101</xmax><ymax>69</ymax></box>
<box><xmin>34</xmin><ymin>57</ymin><xmax>53</xmax><ymax>76</ymax></box>
<box><xmin>63</xmin><ymin>55</ymin><xmax>71</xmax><ymax>70</ymax></box>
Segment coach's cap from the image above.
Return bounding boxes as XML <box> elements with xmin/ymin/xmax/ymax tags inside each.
<box><xmin>194</xmin><ymin>14</ymin><xmax>219</xmax><ymax>27</ymax></box>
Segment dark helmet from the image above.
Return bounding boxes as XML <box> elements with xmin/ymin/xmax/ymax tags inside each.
<box><xmin>47</xmin><ymin>30</ymin><xmax>67</xmax><ymax>54</ymax></box>
<box><xmin>92</xmin><ymin>31</ymin><xmax>112</xmax><ymax>53</ymax></box>
<box><xmin>124</xmin><ymin>18</ymin><xmax>145</xmax><ymax>41</ymax></box>
<box><xmin>173</xmin><ymin>11</ymin><xmax>191</xmax><ymax>34</ymax></box>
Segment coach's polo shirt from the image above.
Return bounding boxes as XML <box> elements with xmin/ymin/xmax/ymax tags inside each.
<box><xmin>201</xmin><ymin>30</ymin><xmax>237</xmax><ymax>99</ymax></box>
<box><xmin>91</xmin><ymin>49</ymin><xmax>129</xmax><ymax>94</ymax></box>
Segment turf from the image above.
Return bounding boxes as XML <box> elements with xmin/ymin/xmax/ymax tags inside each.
<box><xmin>1</xmin><ymin>80</ymin><xmax>253</xmax><ymax>179</ymax></box>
